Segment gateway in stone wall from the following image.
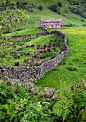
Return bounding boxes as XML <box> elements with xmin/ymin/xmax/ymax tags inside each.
<box><xmin>40</xmin><ymin>18</ymin><xmax>63</xmax><ymax>29</ymax></box>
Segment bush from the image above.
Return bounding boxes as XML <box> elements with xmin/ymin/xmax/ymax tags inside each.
<box><xmin>81</xmin><ymin>20</ymin><xmax>84</xmax><ymax>22</ymax></box>
<box><xmin>23</xmin><ymin>2</ymin><xmax>27</xmax><ymax>5</ymax></box>
<box><xmin>49</xmin><ymin>5</ymin><xmax>57</xmax><ymax>12</ymax></box>
<box><xmin>82</xmin><ymin>24</ymin><xmax>86</xmax><ymax>26</ymax></box>
<box><xmin>52</xmin><ymin>81</ymin><xmax>86</xmax><ymax>122</ymax></box>
<box><xmin>66</xmin><ymin>66</ymin><xmax>77</xmax><ymax>71</ymax></box>
<box><xmin>58</xmin><ymin>2</ymin><xmax>62</xmax><ymax>7</ymax></box>
<box><xmin>38</xmin><ymin>5</ymin><xmax>43</xmax><ymax>10</ymax></box>
<box><xmin>0</xmin><ymin>81</ymin><xmax>51</xmax><ymax>122</ymax></box>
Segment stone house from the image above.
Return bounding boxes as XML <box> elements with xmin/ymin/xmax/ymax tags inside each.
<box><xmin>40</xmin><ymin>18</ymin><xmax>63</xmax><ymax>29</ymax></box>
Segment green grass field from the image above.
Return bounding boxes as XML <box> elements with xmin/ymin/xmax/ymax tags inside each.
<box><xmin>0</xmin><ymin>28</ymin><xmax>64</xmax><ymax>67</ymax></box>
<box><xmin>12</xmin><ymin>9</ymin><xmax>86</xmax><ymax>31</ymax></box>
<box><xmin>19</xmin><ymin>9</ymin><xmax>86</xmax><ymax>30</ymax></box>
<box><xmin>35</xmin><ymin>27</ymin><xmax>86</xmax><ymax>89</ymax></box>
<box><xmin>0</xmin><ymin>0</ymin><xmax>86</xmax><ymax>90</ymax></box>
<box><xmin>1</xmin><ymin>27</ymin><xmax>86</xmax><ymax>89</ymax></box>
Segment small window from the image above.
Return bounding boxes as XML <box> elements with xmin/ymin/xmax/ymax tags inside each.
<box><xmin>61</xmin><ymin>25</ymin><xmax>62</xmax><ymax>28</ymax></box>
<box><xmin>51</xmin><ymin>25</ymin><xmax>53</xmax><ymax>28</ymax></box>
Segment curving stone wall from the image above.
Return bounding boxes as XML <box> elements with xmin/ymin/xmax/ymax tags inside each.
<box><xmin>0</xmin><ymin>30</ymin><xmax>69</xmax><ymax>85</ymax></box>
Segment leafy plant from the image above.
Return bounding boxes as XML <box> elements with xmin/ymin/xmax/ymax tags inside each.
<box><xmin>58</xmin><ymin>2</ymin><xmax>62</xmax><ymax>7</ymax></box>
<box><xmin>49</xmin><ymin>5</ymin><xmax>57</xmax><ymax>12</ymax></box>
<box><xmin>52</xmin><ymin>81</ymin><xmax>86</xmax><ymax>122</ymax></box>
<box><xmin>38</xmin><ymin>5</ymin><xmax>43</xmax><ymax>10</ymax></box>
<box><xmin>0</xmin><ymin>81</ymin><xmax>51</xmax><ymax>122</ymax></box>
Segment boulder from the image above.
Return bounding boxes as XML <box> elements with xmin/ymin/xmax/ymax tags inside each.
<box><xmin>26</xmin><ymin>82</ymin><xmax>34</xmax><ymax>89</ymax></box>
<box><xmin>30</xmin><ymin>86</ymin><xmax>41</xmax><ymax>93</ymax></box>
<box><xmin>38</xmin><ymin>87</ymin><xmax>56</xmax><ymax>98</ymax></box>
<box><xmin>51</xmin><ymin>90</ymin><xmax>60</xmax><ymax>100</ymax></box>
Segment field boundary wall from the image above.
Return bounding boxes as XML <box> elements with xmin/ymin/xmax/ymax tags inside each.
<box><xmin>0</xmin><ymin>29</ymin><xmax>69</xmax><ymax>85</ymax></box>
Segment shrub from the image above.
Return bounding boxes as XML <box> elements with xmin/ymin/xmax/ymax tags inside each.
<box><xmin>72</xmin><ymin>58</ymin><xmax>79</xmax><ymax>62</ymax></box>
<box><xmin>38</xmin><ymin>5</ymin><xmax>43</xmax><ymax>10</ymax></box>
<box><xmin>66</xmin><ymin>66</ymin><xmax>77</xmax><ymax>71</ymax></box>
<box><xmin>81</xmin><ymin>20</ymin><xmax>84</xmax><ymax>22</ymax></box>
<box><xmin>82</xmin><ymin>24</ymin><xmax>86</xmax><ymax>26</ymax></box>
<box><xmin>23</xmin><ymin>2</ymin><xmax>27</xmax><ymax>5</ymax></box>
<box><xmin>0</xmin><ymin>81</ymin><xmax>51</xmax><ymax>122</ymax></box>
<box><xmin>52</xmin><ymin>81</ymin><xmax>86</xmax><ymax>122</ymax></box>
<box><xmin>49</xmin><ymin>5</ymin><xmax>57</xmax><ymax>12</ymax></box>
<box><xmin>58</xmin><ymin>2</ymin><xmax>62</xmax><ymax>7</ymax></box>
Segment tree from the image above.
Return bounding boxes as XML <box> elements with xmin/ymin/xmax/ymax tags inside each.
<box><xmin>38</xmin><ymin>5</ymin><xmax>43</xmax><ymax>10</ymax></box>
<box><xmin>0</xmin><ymin>9</ymin><xmax>29</xmax><ymax>33</ymax></box>
<box><xmin>58</xmin><ymin>2</ymin><xmax>62</xmax><ymax>7</ymax></box>
<box><xmin>49</xmin><ymin>5</ymin><xmax>57</xmax><ymax>12</ymax></box>
<box><xmin>0</xmin><ymin>0</ymin><xmax>10</xmax><ymax>15</ymax></box>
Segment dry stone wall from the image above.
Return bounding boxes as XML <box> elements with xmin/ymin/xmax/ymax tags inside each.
<box><xmin>0</xmin><ymin>29</ymin><xmax>69</xmax><ymax>85</ymax></box>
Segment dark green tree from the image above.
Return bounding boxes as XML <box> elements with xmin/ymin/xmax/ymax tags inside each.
<box><xmin>49</xmin><ymin>5</ymin><xmax>57</xmax><ymax>12</ymax></box>
<box><xmin>58</xmin><ymin>2</ymin><xmax>62</xmax><ymax>7</ymax></box>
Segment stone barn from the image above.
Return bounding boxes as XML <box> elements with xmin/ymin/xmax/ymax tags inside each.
<box><xmin>40</xmin><ymin>18</ymin><xmax>63</xmax><ymax>29</ymax></box>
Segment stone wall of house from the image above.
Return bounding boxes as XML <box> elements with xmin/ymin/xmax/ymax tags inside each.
<box><xmin>0</xmin><ymin>29</ymin><xmax>69</xmax><ymax>86</ymax></box>
<box><xmin>40</xmin><ymin>21</ymin><xmax>63</xmax><ymax>29</ymax></box>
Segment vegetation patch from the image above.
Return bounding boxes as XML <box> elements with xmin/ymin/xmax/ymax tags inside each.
<box><xmin>66</xmin><ymin>66</ymin><xmax>77</xmax><ymax>71</ymax></box>
<box><xmin>0</xmin><ymin>29</ymin><xmax>64</xmax><ymax>67</ymax></box>
<box><xmin>35</xmin><ymin>27</ymin><xmax>86</xmax><ymax>89</ymax></box>
<box><xmin>0</xmin><ymin>80</ymin><xmax>86</xmax><ymax>122</ymax></box>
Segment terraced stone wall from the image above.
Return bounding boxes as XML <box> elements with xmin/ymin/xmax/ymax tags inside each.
<box><xmin>0</xmin><ymin>30</ymin><xmax>69</xmax><ymax>85</ymax></box>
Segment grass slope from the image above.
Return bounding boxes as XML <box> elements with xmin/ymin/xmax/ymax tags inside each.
<box><xmin>35</xmin><ymin>27</ymin><xmax>86</xmax><ymax>89</ymax></box>
<box><xmin>1</xmin><ymin>0</ymin><xmax>86</xmax><ymax>31</ymax></box>
<box><xmin>18</xmin><ymin>9</ymin><xmax>86</xmax><ymax>30</ymax></box>
<box><xmin>0</xmin><ymin>28</ymin><xmax>63</xmax><ymax>67</ymax></box>
<box><xmin>18</xmin><ymin>9</ymin><xmax>70</xmax><ymax>29</ymax></box>
<box><xmin>2</xmin><ymin>0</ymin><xmax>69</xmax><ymax>8</ymax></box>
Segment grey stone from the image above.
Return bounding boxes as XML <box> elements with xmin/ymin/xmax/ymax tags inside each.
<box><xmin>30</xmin><ymin>86</ymin><xmax>41</xmax><ymax>93</ymax></box>
<box><xmin>0</xmin><ymin>30</ymin><xmax>69</xmax><ymax>85</ymax></box>
<box><xmin>26</xmin><ymin>82</ymin><xmax>34</xmax><ymax>89</ymax></box>
<box><xmin>0</xmin><ymin>80</ymin><xmax>4</xmax><ymax>84</ymax></box>
<box><xmin>39</xmin><ymin>87</ymin><xmax>55</xmax><ymax>98</ymax></box>
<box><xmin>51</xmin><ymin>90</ymin><xmax>60</xmax><ymax>100</ymax></box>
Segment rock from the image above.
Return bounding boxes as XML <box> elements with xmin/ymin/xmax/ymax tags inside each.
<box><xmin>30</xmin><ymin>86</ymin><xmax>41</xmax><ymax>93</ymax></box>
<box><xmin>0</xmin><ymin>80</ymin><xmax>4</xmax><ymax>84</ymax></box>
<box><xmin>51</xmin><ymin>90</ymin><xmax>60</xmax><ymax>100</ymax></box>
<box><xmin>26</xmin><ymin>82</ymin><xmax>34</xmax><ymax>89</ymax></box>
<box><xmin>45</xmin><ymin>98</ymin><xmax>51</xmax><ymax>102</ymax></box>
<box><xmin>39</xmin><ymin>87</ymin><xmax>56</xmax><ymax>98</ymax></box>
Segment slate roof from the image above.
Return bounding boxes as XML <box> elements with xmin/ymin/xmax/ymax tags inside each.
<box><xmin>40</xmin><ymin>18</ymin><xmax>63</xmax><ymax>23</ymax></box>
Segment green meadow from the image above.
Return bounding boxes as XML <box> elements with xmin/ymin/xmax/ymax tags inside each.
<box><xmin>0</xmin><ymin>28</ymin><xmax>64</xmax><ymax>67</ymax></box>
<box><xmin>1</xmin><ymin>27</ymin><xmax>86</xmax><ymax>89</ymax></box>
<box><xmin>19</xmin><ymin>9</ymin><xmax>86</xmax><ymax>29</ymax></box>
<box><xmin>35</xmin><ymin>27</ymin><xmax>86</xmax><ymax>89</ymax></box>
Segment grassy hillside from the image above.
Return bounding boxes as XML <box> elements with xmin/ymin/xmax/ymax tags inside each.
<box><xmin>35</xmin><ymin>27</ymin><xmax>86</xmax><ymax>89</ymax></box>
<box><xmin>0</xmin><ymin>0</ymin><xmax>86</xmax><ymax>90</ymax></box>
<box><xmin>2</xmin><ymin>0</ymin><xmax>69</xmax><ymax>8</ymax></box>
<box><xmin>1</xmin><ymin>0</ymin><xmax>86</xmax><ymax>32</ymax></box>
<box><xmin>17</xmin><ymin>8</ymin><xmax>86</xmax><ymax>30</ymax></box>
<box><xmin>0</xmin><ymin>28</ymin><xmax>64</xmax><ymax>67</ymax></box>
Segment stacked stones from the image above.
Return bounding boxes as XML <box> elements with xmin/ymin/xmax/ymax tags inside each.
<box><xmin>0</xmin><ymin>29</ymin><xmax>69</xmax><ymax>98</ymax></box>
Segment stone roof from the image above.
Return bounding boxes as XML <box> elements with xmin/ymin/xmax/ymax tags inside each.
<box><xmin>40</xmin><ymin>18</ymin><xmax>63</xmax><ymax>23</ymax></box>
